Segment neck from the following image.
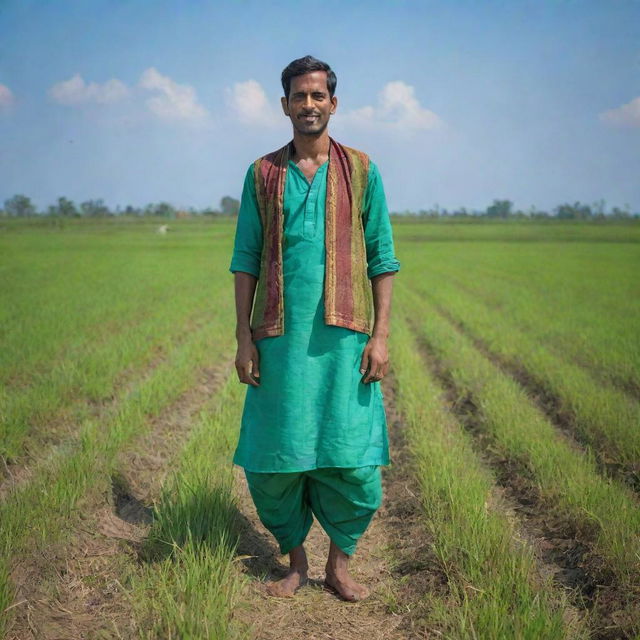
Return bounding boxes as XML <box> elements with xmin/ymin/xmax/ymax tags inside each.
<box><xmin>290</xmin><ymin>129</ymin><xmax>331</xmax><ymax>163</ymax></box>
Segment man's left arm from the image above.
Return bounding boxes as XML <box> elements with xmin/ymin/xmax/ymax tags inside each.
<box><xmin>359</xmin><ymin>161</ymin><xmax>401</xmax><ymax>384</ymax></box>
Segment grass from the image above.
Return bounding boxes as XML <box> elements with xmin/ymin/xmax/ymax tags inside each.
<box><xmin>1</xmin><ymin>217</ymin><xmax>638</xmax><ymax>637</ymax></box>
<box><xmin>398</xmin><ymin>283</ymin><xmax>640</xmax><ymax>588</ymax></box>
<box><xmin>0</xmin><ymin>220</ymin><xmax>238</xmax><ymax>635</ymax></box>
<box><xmin>127</xmin><ymin>374</ymin><xmax>249</xmax><ymax>639</ymax></box>
<box><xmin>406</xmin><ymin>269</ymin><xmax>640</xmax><ymax>475</ymax></box>
<box><xmin>388</xmin><ymin>309</ymin><xmax>585</xmax><ymax>639</ymax></box>
<box><xmin>1</xmin><ymin>227</ymin><xmax>231</xmax><ymax>461</ymax></box>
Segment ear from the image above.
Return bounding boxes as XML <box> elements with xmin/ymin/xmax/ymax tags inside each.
<box><xmin>330</xmin><ymin>95</ymin><xmax>338</xmax><ymax>115</ymax></box>
<box><xmin>281</xmin><ymin>96</ymin><xmax>290</xmax><ymax>116</ymax></box>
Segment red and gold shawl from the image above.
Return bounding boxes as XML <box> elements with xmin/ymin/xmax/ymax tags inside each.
<box><xmin>250</xmin><ymin>137</ymin><xmax>372</xmax><ymax>340</ymax></box>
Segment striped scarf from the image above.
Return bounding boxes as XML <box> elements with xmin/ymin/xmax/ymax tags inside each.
<box><xmin>250</xmin><ymin>137</ymin><xmax>372</xmax><ymax>340</ymax></box>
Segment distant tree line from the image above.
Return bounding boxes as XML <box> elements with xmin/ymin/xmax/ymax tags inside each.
<box><xmin>1</xmin><ymin>194</ymin><xmax>638</xmax><ymax>220</ymax></box>
<box><xmin>0</xmin><ymin>194</ymin><xmax>241</xmax><ymax>218</ymax></box>
<box><xmin>391</xmin><ymin>199</ymin><xmax>638</xmax><ymax>220</ymax></box>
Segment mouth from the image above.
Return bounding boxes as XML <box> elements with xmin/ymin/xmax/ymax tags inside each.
<box><xmin>300</xmin><ymin>114</ymin><xmax>320</xmax><ymax>122</ymax></box>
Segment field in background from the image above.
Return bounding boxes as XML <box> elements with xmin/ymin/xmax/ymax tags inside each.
<box><xmin>0</xmin><ymin>218</ymin><xmax>638</xmax><ymax>639</ymax></box>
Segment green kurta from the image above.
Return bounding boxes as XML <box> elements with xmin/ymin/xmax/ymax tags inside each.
<box><xmin>229</xmin><ymin>157</ymin><xmax>400</xmax><ymax>473</ymax></box>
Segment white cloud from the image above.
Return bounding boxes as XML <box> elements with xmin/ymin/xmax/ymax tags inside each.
<box><xmin>138</xmin><ymin>67</ymin><xmax>208</xmax><ymax>122</ymax></box>
<box><xmin>599</xmin><ymin>96</ymin><xmax>640</xmax><ymax>128</ymax></box>
<box><xmin>337</xmin><ymin>81</ymin><xmax>443</xmax><ymax>132</ymax></box>
<box><xmin>0</xmin><ymin>84</ymin><xmax>14</xmax><ymax>108</ymax></box>
<box><xmin>225</xmin><ymin>79</ymin><xmax>281</xmax><ymax>127</ymax></box>
<box><xmin>49</xmin><ymin>73</ymin><xmax>129</xmax><ymax>105</ymax></box>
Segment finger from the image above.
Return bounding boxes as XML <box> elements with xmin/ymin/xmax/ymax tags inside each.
<box><xmin>242</xmin><ymin>373</ymin><xmax>260</xmax><ymax>387</ymax></box>
<box><xmin>363</xmin><ymin>358</ymin><xmax>381</xmax><ymax>383</ymax></box>
<box><xmin>242</xmin><ymin>363</ymin><xmax>260</xmax><ymax>386</ymax></box>
<box><xmin>359</xmin><ymin>349</ymin><xmax>370</xmax><ymax>376</ymax></box>
<box><xmin>251</xmin><ymin>350</ymin><xmax>260</xmax><ymax>378</ymax></box>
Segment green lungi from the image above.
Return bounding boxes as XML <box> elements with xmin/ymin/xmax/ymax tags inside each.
<box><xmin>245</xmin><ymin>466</ymin><xmax>382</xmax><ymax>556</ymax></box>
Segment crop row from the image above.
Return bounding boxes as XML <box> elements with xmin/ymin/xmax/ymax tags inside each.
<box><xmin>388</xmin><ymin>307</ymin><xmax>582</xmax><ymax>637</ymax></box>
<box><xmin>0</xmin><ymin>313</ymin><xmax>235</xmax><ymax>636</ymax></box>
<box><xmin>392</xmin><ymin>282</ymin><xmax>639</xmax><ymax>636</ymax></box>
<box><xmin>403</xmin><ymin>244</ymin><xmax>640</xmax><ymax>395</ymax></box>
<box><xmin>403</xmin><ymin>263</ymin><xmax>640</xmax><ymax>483</ymax></box>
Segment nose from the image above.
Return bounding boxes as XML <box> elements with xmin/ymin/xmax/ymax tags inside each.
<box><xmin>303</xmin><ymin>94</ymin><xmax>314</xmax><ymax>109</ymax></box>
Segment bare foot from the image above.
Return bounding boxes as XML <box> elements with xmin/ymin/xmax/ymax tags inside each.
<box><xmin>324</xmin><ymin>568</ymin><xmax>370</xmax><ymax>602</ymax></box>
<box><xmin>324</xmin><ymin>540</ymin><xmax>370</xmax><ymax>601</ymax></box>
<box><xmin>265</xmin><ymin>567</ymin><xmax>308</xmax><ymax>597</ymax></box>
<box><xmin>265</xmin><ymin>543</ymin><xmax>309</xmax><ymax>598</ymax></box>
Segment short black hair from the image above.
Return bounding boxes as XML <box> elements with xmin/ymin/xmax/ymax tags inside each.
<box><xmin>281</xmin><ymin>55</ymin><xmax>337</xmax><ymax>101</ymax></box>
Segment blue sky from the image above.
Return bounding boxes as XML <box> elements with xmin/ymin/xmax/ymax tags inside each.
<box><xmin>1</xmin><ymin>0</ymin><xmax>639</xmax><ymax>213</ymax></box>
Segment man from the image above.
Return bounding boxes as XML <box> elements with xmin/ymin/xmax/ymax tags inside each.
<box><xmin>229</xmin><ymin>55</ymin><xmax>400</xmax><ymax>602</ymax></box>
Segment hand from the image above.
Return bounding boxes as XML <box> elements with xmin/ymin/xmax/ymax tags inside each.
<box><xmin>359</xmin><ymin>336</ymin><xmax>389</xmax><ymax>384</ymax></box>
<box><xmin>235</xmin><ymin>336</ymin><xmax>260</xmax><ymax>386</ymax></box>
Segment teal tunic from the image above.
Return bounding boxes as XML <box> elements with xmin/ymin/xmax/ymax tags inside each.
<box><xmin>229</xmin><ymin>157</ymin><xmax>400</xmax><ymax>473</ymax></box>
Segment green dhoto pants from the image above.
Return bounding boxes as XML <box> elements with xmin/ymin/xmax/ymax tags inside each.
<box><xmin>244</xmin><ymin>465</ymin><xmax>383</xmax><ymax>556</ymax></box>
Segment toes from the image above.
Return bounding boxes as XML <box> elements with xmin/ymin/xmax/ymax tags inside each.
<box><xmin>265</xmin><ymin>574</ymin><xmax>306</xmax><ymax>598</ymax></box>
<box><xmin>356</xmin><ymin>587</ymin><xmax>370</xmax><ymax>601</ymax></box>
<box><xmin>325</xmin><ymin>580</ymin><xmax>370</xmax><ymax>602</ymax></box>
<box><xmin>324</xmin><ymin>577</ymin><xmax>370</xmax><ymax>602</ymax></box>
<box><xmin>265</xmin><ymin>583</ymin><xmax>294</xmax><ymax>598</ymax></box>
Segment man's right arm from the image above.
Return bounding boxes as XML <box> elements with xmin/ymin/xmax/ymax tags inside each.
<box><xmin>233</xmin><ymin>271</ymin><xmax>260</xmax><ymax>385</ymax></box>
<box><xmin>229</xmin><ymin>164</ymin><xmax>262</xmax><ymax>386</ymax></box>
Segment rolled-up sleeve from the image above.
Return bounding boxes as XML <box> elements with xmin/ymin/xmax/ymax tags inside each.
<box><xmin>363</xmin><ymin>161</ymin><xmax>401</xmax><ymax>279</ymax></box>
<box><xmin>229</xmin><ymin>164</ymin><xmax>263</xmax><ymax>278</ymax></box>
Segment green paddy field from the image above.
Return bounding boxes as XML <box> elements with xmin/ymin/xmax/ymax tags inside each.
<box><xmin>1</xmin><ymin>217</ymin><xmax>638</xmax><ymax>639</ymax></box>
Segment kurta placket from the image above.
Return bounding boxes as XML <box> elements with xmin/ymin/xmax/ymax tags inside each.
<box><xmin>301</xmin><ymin>160</ymin><xmax>317</xmax><ymax>239</ymax></box>
<box><xmin>229</xmin><ymin>158</ymin><xmax>400</xmax><ymax>473</ymax></box>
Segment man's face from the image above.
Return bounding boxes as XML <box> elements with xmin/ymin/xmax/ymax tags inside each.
<box><xmin>281</xmin><ymin>71</ymin><xmax>337</xmax><ymax>137</ymax></box>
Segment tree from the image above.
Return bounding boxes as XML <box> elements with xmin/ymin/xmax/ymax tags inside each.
<box><xmin>592</xmin><ymin>199</ymin><xmax>606</xmax><ymax>217</ymax></box>
<box><xmin>50</xmin><ymin>197</ymin><xmax>80</xmax><ymax>217</ymax></box>
<box><xmin>123</xmin><ymin>205</ymin><xmax>141</xmax><ymax>216</ymax></box>
<box><xmin>220</xmin><ymin>196</ymin><xmax>240</xmax><ymax>216</ymax></box>
<box><xmin>555</xmin><ymin>202</ymin><xmax>593</xmax><ymax>219</ymax></box>
<box><xmin>485</xmin><ymin>199</ymin><xmax>513</xmax><ymax>218</ymax></box>
<box><xmin>80</xmin><ymin>199</ymin><xmax>111</xmax><ymax>217</ymax></box>
<box><xmin>610</xmin><ymin>206</ymin><xmax>631</xmax><ymax>219</ymax></box>
<box><xmin>4</xmin><ymin>194</ymin><xmax>37</xmax><ymax>217</ymax></box>
<box><xmin>153</xmin><ymin>202</ymin><xmax>176</xmax><ymax>218</ymax></box>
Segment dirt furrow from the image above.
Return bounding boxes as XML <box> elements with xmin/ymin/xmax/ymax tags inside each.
<box><xmin>5</xmin><ymin>357</ymin><xmax>234</xmax><ymax>640</ymax></box>
<box><xmin>425</xmin><ymin>274</ymin><xmax>640</xmax><ymax>405</ymax></box>
<box><xmin>406</xmin><ymin>315</ymin><xmax>638</xmax><ymax>640</ymax></box>
<box><xmin>422</xmin><ymin>294</ymin><xmax>640</xmax><ymax>495</ymax></box>
<box><xmin>231</xmin><ymin>368</ymin><xmax>448</xmax><ymax>640</ymax></box>
<box><xmin>0</xmin><ymin>313</ymin><xmax>211</xmax><ymax>503</ymax></box>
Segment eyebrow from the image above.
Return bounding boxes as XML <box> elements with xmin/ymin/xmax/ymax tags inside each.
<box><xmin>291</xmin><ymin>90</ymin><xmax>327</xmax><ymax>97</ymax></box>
